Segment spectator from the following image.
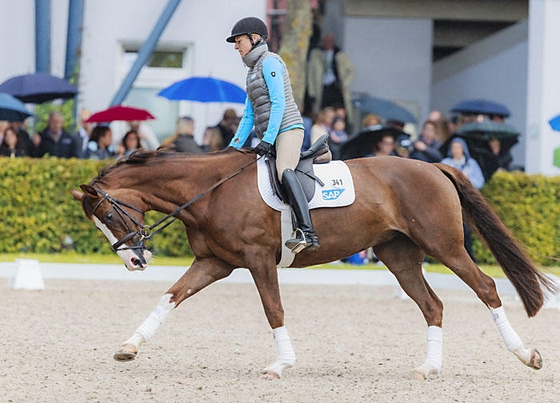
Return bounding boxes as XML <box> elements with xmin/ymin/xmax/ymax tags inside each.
<box><xmin>329</xmin><ymin>116</ymin><xmax>348</xmax><ymax>160</ymax></box>
<box><xmin>85</xmin><ymin>125</ymin><xmax>116</xmax><ymax>160</ymax></box>
<box><xmin>0</xmin><ymin>126</ymin><xmax>28</xmax><ymax>157</ymax></box>
<box><xmin>32</xmin><ymin>111</ymin><xmax>80</xmax><ymax>158</ymax></box>
<box><xmin>394</xmin><ymin>134</ymin><xmax>413</xmax><ymax>158</ymax></box>
<box><xmin>206</xmin><ymin>108</ymin><xmax>238</xmax><ymax>147</ymax></box>
<box><xmin>361</xmin><ymin>113</ymin><xmax>382</xmax><ymax>130</ymax></box>
<box><xmin>310</xmin><ymin>106</ymin><xmax>335</xmax><ymax>146</ymax></box>
<box><xmin>487</xmin><ymin>137</ymin><xmax>513</xmax><ymax>173</ymax></box>
<box><xmin>410</xmin><ymin>120</ymin><xmax>443</xmax><ymax>163</ymax></box>
<box><xmin>9</xmin><ymin>120</ymin><xmax>33</xmax><ymax>155</ymax></box>
<box><xmin>73</xmin><ymin>109</ymin><xmax>93</xmax><ymax>158</ymax></box>
<box><xmin>333</xmin><ymin>104</ymin><xmax>352</xmax><ymax>134</ymax></box>
<box><xmin>126</xmin><ymin>120</ymin><xmax>160</xmax><ymax>150</ymax></box>
<box><xmin>367</xmin><ymin>132</ymin><xmax>396</xmax><ymax>157</ymax></box>
<box><xmin>440</xmin><ymin>137</ymin><xmax>485</xmax><ymax>261</ymax></box>
<box><xmin>309</xmin><ymin>107</ymin><xmax>335</xmax><ymax>161</ymax></box>
<box><xmin>118</xmin><ymin>130</ymin><xmax>142</xmax><ymax>157</ymax></box>
<box><xmin>307</xmin><ymin>33</ymin><xmax>355</xmax><ymax>123</ymax></box>
<box><xmin>163</xmin><ymin>116</ymin><xmax>205</xmax><ymax>154</ymax></box>
<box><xmin>202</xmin><ymin>126</ymin><xmax>224</xmax><ymax>152</ymax></box>
<box><xmin>0</xmin><ymin>120</ymin><xmax>8</xmax><ymax>144</ymax></box>
<box><xmin>428</xmin><ymin>111</ymin><xmax>451</xmax><ymax>142</ymax></box>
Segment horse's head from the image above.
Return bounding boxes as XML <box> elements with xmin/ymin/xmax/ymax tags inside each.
<box><xmin>70</xmin><ymin>184</ymin><xmax>152</xmax><ymax>271</ymax></box>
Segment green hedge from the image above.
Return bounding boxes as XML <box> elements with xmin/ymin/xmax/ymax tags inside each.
<box><xmin>0</xmin><ymin>157</ymin><xmax>192</xmax><ymax>257</ymax></box>
<box><xmin>474</xmin><ymin>171</ymin><xmax>560</xmax><ymax>266</ymax></box>
<box><xmin>0</xmin><ymin>158</ymin><xmax>558</xmax><ymax>265</ymax></box>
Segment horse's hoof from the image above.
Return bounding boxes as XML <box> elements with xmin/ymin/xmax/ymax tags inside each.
<box><xmin>113</xmin><ymin>344</ymin><xmax>138</xmax><ymax>362</ymax></box>
<box><xmin>529</xmin><ymin>349</ymin><xmax>543</xmax><ymax>370</ymax></box>
<box><xmin>260</xmin><ymin>361</ymin><xmax>292</xmax><ymax>380</ymax></box>
<box><xmin>411</xmin><ymin>364</ymin><xmax>439</xmax><ymax>380</ymax></box>
<box><xmin>260</xmin><ymin>370</ymin><xmax>281</xmax><ymax>381</ymax></box>
<box><xmin>410</xmin><ymin>370</ymin><xmax>427</xmax><ymax>380</ymax></box>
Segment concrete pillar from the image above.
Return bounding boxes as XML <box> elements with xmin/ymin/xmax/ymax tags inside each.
<box><xmin>525</xmin><ymin>0</ymin><xmax>560</xmax><ymax>175</ymax></box>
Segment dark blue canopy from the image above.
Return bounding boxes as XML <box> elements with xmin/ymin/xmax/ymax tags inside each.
<box><xmin>451</xmin><ymin>99</ymin><xmax>511</xmax><ymax>118</ymax></box>
<box><xmin>0</xmin><ymin>72</ymin><xmax>78</xmax><ymax>104</ymax></box>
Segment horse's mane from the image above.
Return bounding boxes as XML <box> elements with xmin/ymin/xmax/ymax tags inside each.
<box><xmin>91</xmin><ymin>147</ymin><xmax>254</xmax><ymax>185</ymax></box>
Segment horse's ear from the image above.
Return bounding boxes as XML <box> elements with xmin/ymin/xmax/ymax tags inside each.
<box><xmin>79</xmin><ymin>184</ymin><xmax>99</xmax><ymax>199</ymax></box>
<box><xmin>70</xmin><ymin>189</ymin><xmax>84</xmax><ymax>202</ymax></box>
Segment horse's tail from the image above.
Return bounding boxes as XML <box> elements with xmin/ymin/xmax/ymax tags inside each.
<box><xmin>434</xmin><ymin>163</ymin><xmax>557</xmax><ymax>317</ymax></box>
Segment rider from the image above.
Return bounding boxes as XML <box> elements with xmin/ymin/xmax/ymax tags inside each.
<box><xmin>226</xmin><ymin>17</ymin><xmax>320</xmax><ymax>253</ymax></box>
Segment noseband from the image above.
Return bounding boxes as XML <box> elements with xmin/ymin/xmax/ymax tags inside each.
<box><xmin>91</xmin><ymin>189</ymin><xmax>150</xmax><ymax>252</ymax></box>
<box><xmin>89</xmin><ymin>156</ymin><xmax>259</xmax><ymax>252</ymax></box>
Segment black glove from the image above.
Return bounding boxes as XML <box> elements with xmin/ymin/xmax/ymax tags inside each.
<box><xmin>254</xmin><ymin>141</ymin><xmax>274</xmax><ymax>157</ymax></box>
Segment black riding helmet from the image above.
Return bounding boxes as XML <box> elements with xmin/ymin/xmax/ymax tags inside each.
<box><xmin>226</xmin><ymin>17</ymin><xmax>268</xmax><ymax>43</ymax></box>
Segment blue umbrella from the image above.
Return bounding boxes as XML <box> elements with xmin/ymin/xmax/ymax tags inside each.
<box><xmin>548</xmin><ymin>114</ymin><xmax>560</xmax><ymax>131</ymax></box>
<box><xmin>451</xmin><ymin>99</ymin><xmax>511</xmax><ymax>118</ymax></box>
<box><xmin>0</xmin><ymin>93</ymin><xmax>32</xmax><ymax>121</ymax></box>
<box><xmin>158</xmin><ymin>76</ymin><xmax>246</xmax><ymax>104</ymax></box>
<box><xmin>352</xmin><ymin>95</ymin><xmax>417</xmax><ymax>124</ymax></box>
<box><xmin>0</xmin><ymin>72</ymin><xmax>78</xmax><ymax>104</ymax></box>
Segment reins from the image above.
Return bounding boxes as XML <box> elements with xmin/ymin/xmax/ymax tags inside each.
<box><xmin>93</xmin><ymin>155</ymin><xmax>260</xmax><ymax>251</ymax></box>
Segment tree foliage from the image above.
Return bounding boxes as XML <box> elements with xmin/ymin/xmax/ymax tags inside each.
<box><xmin>278</xmin><ymin>0</ymin><xmax>312</xmax><ymax>108</ymax></box>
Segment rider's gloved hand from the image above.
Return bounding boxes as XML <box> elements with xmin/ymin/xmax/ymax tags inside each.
<box><xmin>254</xmin><ymin>141</ymin><xmax>274</xmax><ymax>157</ymax></box>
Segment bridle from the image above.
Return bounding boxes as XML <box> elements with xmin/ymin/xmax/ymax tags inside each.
<box><xmin>90</xmin><ymin>156</ymin><xmax>259</xmax><ymax>252</ymax></box>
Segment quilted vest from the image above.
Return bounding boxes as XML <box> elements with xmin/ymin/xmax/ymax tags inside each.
<box><xmin>243</xmin><ymin>45</ymin><xmax>303</xmax><ymax>140</ymax></box>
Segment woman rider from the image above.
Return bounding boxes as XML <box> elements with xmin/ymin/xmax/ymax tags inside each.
<box><xmin>226</xmin><ymin>17</ymin><xmax>320</xmax><ymax>253</ymax></box>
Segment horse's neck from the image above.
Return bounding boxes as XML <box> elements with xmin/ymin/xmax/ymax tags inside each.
<box><xmin>113</xmin><ymin>153</ymin><xmax>249</xmax><ymax>214</ymax></box>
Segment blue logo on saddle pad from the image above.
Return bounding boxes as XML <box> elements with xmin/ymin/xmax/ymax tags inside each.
<box><xmin>322</xmin><ymin>188</ymin><xmax>346</xmax><ymax>200</ymax></box>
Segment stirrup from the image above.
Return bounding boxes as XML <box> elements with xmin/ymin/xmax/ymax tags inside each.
<box><xmin>285</xmin><ymin>229</ymin><xmax>320</xmax><ymax>254</ymax></box>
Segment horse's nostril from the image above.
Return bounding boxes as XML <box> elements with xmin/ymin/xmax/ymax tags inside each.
<box><xmin>131</xmin><ymin>258</ymin><xmax>142</xmax><ymax>268</ymax></box>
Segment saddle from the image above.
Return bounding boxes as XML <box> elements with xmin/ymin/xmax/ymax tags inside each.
<box><xmin>265</xmin><ymin>134</ymin><xmax>330</xmax><ymax>203</ymax></box>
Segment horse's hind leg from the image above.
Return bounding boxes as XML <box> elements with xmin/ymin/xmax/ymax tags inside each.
<box><xmin>374</xmin><ymin>237</ymin><xmax>444</xmax><ymax>380</ymax></box>
<box><xmin>435</xmin><ymin>247</ymin><xmax>543</xmax><ymax>370</ymax></box>
<box><xmin>114</xmin><ymin>257</ymin><xmax>234</xmax><ymax>361</ymax></box>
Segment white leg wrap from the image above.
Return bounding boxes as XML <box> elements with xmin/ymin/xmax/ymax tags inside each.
<box><xmin>272</xmin><ymin>326</ymin><xmax>296</xmax><ymax>367</ymax></box>
<box><xmin>490</xmin><ymin>306</ymin><xmax>531</xmax><ymax>363</ymax></box>
<box><xmin>262</xmin><ymin>326</ymin><xmax>296</xmax><ymax>378</ymax></box>
<box><xmin>123</xmin><ymin>332</ymin><xmax>144</xmax><ymax>349</ymax></box>
<box><xmin>424</xmin><ymin>326</ymin><xmax>443</xmax><ymax>371</ymax></box>
<box><xmin>490</xmin><ymin>306</ymin><xmax>523</xmax><ymax>351</ymax></box>
<box><xmin>134</xmin><ymin>294</ymin><xmax>175</xmax><ymax>343</ymax></box>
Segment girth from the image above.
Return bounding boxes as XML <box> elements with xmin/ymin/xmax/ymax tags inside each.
<box><xmin>265</xmin><ymin>134</ymin><xmax>330</xmax><ymax>202</ymax></box>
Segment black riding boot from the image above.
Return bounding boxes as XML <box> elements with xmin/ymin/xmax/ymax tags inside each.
<box><xmin>282</xmin><ymin>169</ymin><xmax>320</xmax><ymax>253</ymax></box>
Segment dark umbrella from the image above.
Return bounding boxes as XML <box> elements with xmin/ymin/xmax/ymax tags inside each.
<box><xmin>158</xmin><ymin>76</ymin><xmax>246</xmax><ymax>104</ymax></box>
<box><xmin>0</xmin><ymin>72</ymin><xmax>78</xmax><ymax>104</ymax></box>
<box><xmin>440</xmin><ymin>121</ymin><xmax>520</xmax><ymax>180</ymax></box>
<box><xmin>340</xmin><ymin>125</ymin><xmax>409</xmax><ymax>160</ymax></box>
<box><xmin>450</xmin><ymin>98</ymin><xmax>511</xmax><ymax>118</ymax></box>
<box><xmin>86</xmin><ymin>105</ymin><xmax>155</xmax><ymax>123</ymax></box>
<box><xmin>548</xmin><ymin>114</ymin><xmax>560</xmax><ymax>132</ymax></box>
<box><xmin>352</xmin><ymin>95</ymin><xmax>417</xmax><ymax>124</ymax></box>
<box><xmin>0</xmin><ymin>93</ymin><xmax>32</xmax><ymax>121</ymax></box>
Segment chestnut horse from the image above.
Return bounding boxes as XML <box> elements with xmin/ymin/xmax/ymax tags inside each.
<box><xmin>71</xmin><ymin>149</ymin><xmax>555</xmax><ymax>380</ymax></box>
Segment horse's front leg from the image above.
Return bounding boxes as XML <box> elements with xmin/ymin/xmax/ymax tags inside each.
<box><xmin>249</xmin><ymin>261</ymin><xmax>295</xmax><ymax>380</ymax></box>
<box><xmin>114</xmin><ymin>257</ymin><xmax>234</xmax><ymax>361</ymax></box>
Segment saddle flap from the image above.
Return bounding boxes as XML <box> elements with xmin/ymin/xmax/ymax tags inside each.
<box><xmin>265</xmin><ymin>134</ymin><xmax>331</xmax><ymax>202</ymax></box>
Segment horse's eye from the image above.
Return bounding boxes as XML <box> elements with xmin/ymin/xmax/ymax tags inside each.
<box><xmin>105</xmin><ymin>213</ymin><xmax>113</xmax><ymax>222</ymax></box>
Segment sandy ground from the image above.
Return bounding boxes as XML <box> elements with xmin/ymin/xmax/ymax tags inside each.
<box><xmin>1</xmin><ymin>278</ymin><xmax>559</xmax><ymax>403</ymax></box>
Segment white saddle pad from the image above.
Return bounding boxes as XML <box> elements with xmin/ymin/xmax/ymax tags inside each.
<box><xmin>257</xmin><ymin>158</ymin><xmax>355</xmax><ymax>211</ymax></box>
